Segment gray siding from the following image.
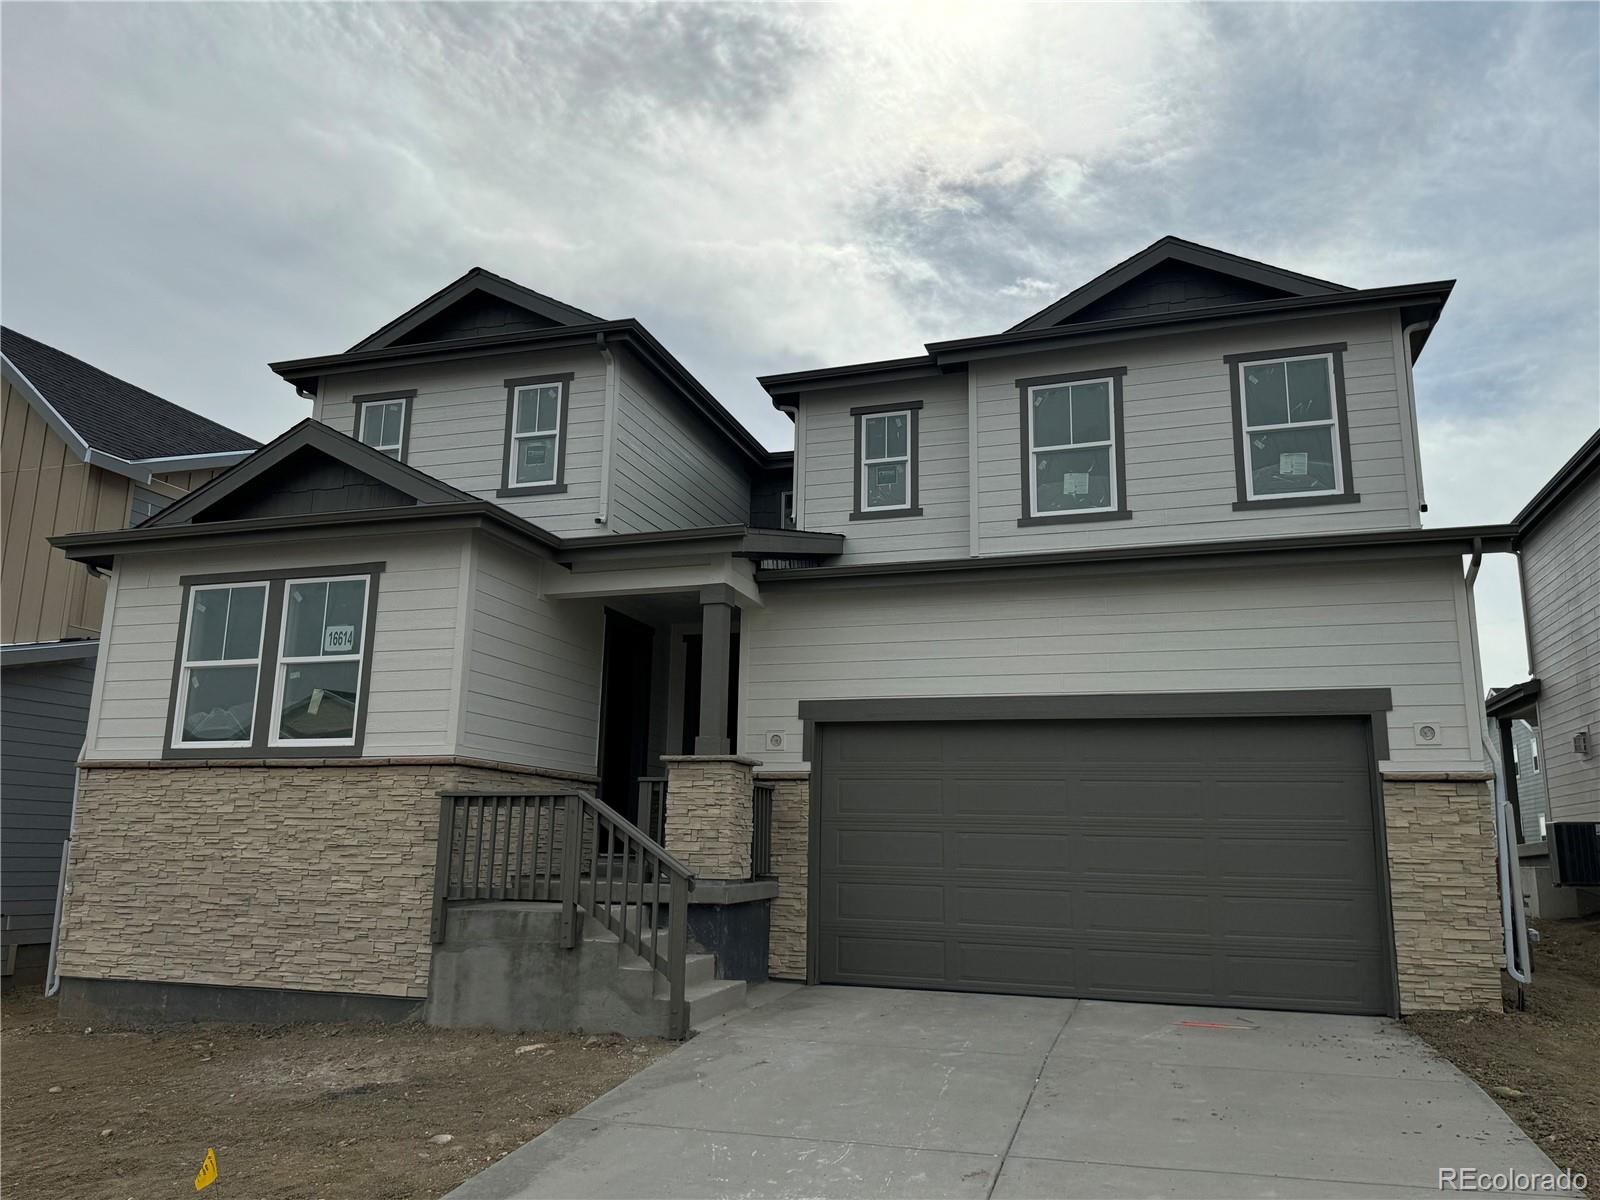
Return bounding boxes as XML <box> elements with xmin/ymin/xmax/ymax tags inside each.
<box><xmin>741</xmin><ymin>556</ymin><xmax>1482</xmax><ymax>774</ymax></box>
<box><xmin>1521</xmin><ymin>468</ymin><xmax>1600</xmax><ymax>824</ymax></box>
<box><xmin>458</xmin><ymin>537</ymin><xmax>604</xmax><ymax>776</ymax></box>
<box><xmin>974</xmin><ymin>311</ymin><xmax>1419</xmax><ymax>555</ymax></box>
<box><xmin>609</xmin><ymin>350</ymin><xmax>751</xmax><ymax>534</ymax></box>
<box><xmin>796</xmin><ymin>375</ymin><xmax>970</xmax><ymax>563</ymax></box>
<box><xmin>2</xmin><ymin>656</ymin><xmax>94</xmax><ymax>946</ymax></box>
<box><xmin>1509</xmin><ymin>718</ymin><xmax>1550</xmax><ymax>841</ymax></box>
<box><xmin>317</xmin><ymin>349</ymin><xmax>609</xmax><ymax>537</ymax></box>
<box><xmin>788</xmin><ymin>311</ymin><xmax>1421</xmax><ymax>565</ymax></box>
<box><xmin>83</xmin><ymin>533</ymin><xmax>469</xmax><ymax>761</ymax></box>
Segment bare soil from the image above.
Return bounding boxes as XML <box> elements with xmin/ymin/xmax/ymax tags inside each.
<box><xmin>1406</xmin><ymin>915</ymin><xmax>1600</xmax><ymax>1195</ymax></box>
<box><xmin>0</xmin><ymin>984</ymin><xmax>673</xmax><ymax>1200</ymax></box>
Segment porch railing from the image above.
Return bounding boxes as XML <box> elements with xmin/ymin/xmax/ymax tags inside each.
<box><xmin>637</xmin><ymin>776</ymin><xmax>668</xmax><ymax>846</ymax></box>
<box><xmin>432</xmin><ymin>790</ymin><xmax>697</xmax><ymax>1038</ymax></box>
<box><xmin>751</xmin><ymin>781</ymin><xmax>774</xmax><ymax>878</ymax></box>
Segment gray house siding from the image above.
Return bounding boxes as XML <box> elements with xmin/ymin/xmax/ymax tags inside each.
<box><xmin>457</xmin><ymin>537</ymin><xmax>604</xmax><ymax>777</ymax></box>
<box><xmin>1521</xmin><ymin>468</ymin><xmax>1600</xmax><ymax>825</ymax></box>
<box><xmin>794</xmin><ymin>375</ymin><xmax>970</xmax><ymax>563</ymax></box>
<box><xmin>317</xmin><ymin>349</ymin><xmax>609</xmax><ymax>537</ymax></box>
<box><xmin>741</xmin><ymin>555</ymin><xmax>1483</xmax><ymax>774</ymax></box>
<box><xmin>609</xmin><ymin>351</ymin><xmax>751</xmax><ymax>534</ymax></box>
<box><xmin>1509</xmin><ymin>718</ymin><xmax>1550</xmax><ymax>841</ymax></box>
<box><xmin>2</xmin><ymin>655</ymin><xmax>94</xmax><ymax>947</ymax></box>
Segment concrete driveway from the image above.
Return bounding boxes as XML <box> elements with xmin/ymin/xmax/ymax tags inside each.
<box><xmin>448</xmin><ymin>985</ymin><xmax>1576</xmax><ymax>1200</ymax></box>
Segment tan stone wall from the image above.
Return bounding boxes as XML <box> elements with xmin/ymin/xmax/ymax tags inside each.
<box><xmin>1382</xmin><ymin>777</ymin><xmax>1503</xmax><ymax>1012</ymax></box>
<box><xmin>662</xmin><ymin>756</ymin><xmax>754</xmax><ymax>881</ymax></box>
<box><xmin>761</xmin><ymin>772</ymin><xmax>810</xmax><ymax>980</ymax></box>
<box><xmin>58</xmin><ymin>759</ymin><xmax>588</xmax><ymax>999</ymax></box>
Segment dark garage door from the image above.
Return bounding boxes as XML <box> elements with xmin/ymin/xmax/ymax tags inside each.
<box><xmin>816</xmin><ymin>717</ymin><xmax>1392</xmax><ymax>1015</ymax></box>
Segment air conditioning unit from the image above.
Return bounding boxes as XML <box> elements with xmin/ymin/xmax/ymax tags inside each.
<box><xmin>1550</xmin><ymin>822</ymin><xmax>1600</xmax><ymax>887</ymax></box>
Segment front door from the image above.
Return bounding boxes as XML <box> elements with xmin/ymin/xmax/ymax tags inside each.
<box><xmin>598</xmin><ymin>610</ymin><xmax>653</xmax><ymax>823</ymax></box>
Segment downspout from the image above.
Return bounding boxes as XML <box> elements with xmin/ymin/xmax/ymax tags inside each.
<box><xmin>43</xmin><ymin>747</ymin><xmax>82</xmax><ymax>998</ymax></box>
<box><xmin>1401</xmin><ymin>320</ymin><xmax>1431</xmax><ymax>513</ymax></box>
<box><xmin>595</xmin><ymin>332</ymin><xmax>617</xmax><ymax>528</ymax></box>
<box><xmin>1464</xmin><ymin>538</ymin><xmax>1532</xmax><ymax>987</ymax></box>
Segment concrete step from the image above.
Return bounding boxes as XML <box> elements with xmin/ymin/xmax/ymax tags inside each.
<box><xmin>683</xmin><ymin>977</ymin><xmax>748</xmax><ymax>1027</ymax></box>
<box><xmin>617</xmin><ymin>949</ymin><xmax>718</xmax><ymax>989</ymax></box>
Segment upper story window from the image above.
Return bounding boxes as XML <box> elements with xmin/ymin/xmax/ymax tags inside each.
<box><xmin>167</xmin><ymin>565</ymin><xmax>382</xmax><ymax>758</ymax></box>
<box><xmin>1225</xmin><ymin>344</ymin><xmax>1357</xmax><ymax>510</ymax></box>
<box><xmin>780</xmin><ymin>490</ymin><xmax>795</xmax><ymax>529</ymax></box>
<box><xmin>500</xmin><ymin>374</ymin><xmax>571</xmax><ymax>497</ymax></box>
<box><xmin>129</xmin><ymin>484</ymin><xmax>170</xmax><ymax>527</ymax></box>
<box><xmin>851</xmin><ymin>402</ymin><xmax>922</xmax><ymax>519</ymax></box>
<box><xmin>355</xmin><ymin>390</ymin><xmax>414</xmax><ymax>460</ymax></box>
<box><xmin>1017</xmin><ymin>369</ymin><xmax>1130</xmax><ymax>526</ymax></box>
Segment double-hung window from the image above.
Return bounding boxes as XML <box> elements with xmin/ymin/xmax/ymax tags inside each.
<box><xmin>851</xmin><ymin>403</ymin><xmax>921</xmax><ymax>518</ymax></box>
<box><xmin>1227</xmin><ymin>345</ymin><xmax>1356</xmax><ymax>507</ymax></box>
<box><xmin>172</xmin><ymin>583</ymin><xmax>269</xmax><ymax>748</ymax></box>
<box><xmin>501</xmin><ymin>374</ymin><xmax>570</xmax><ymax>496</ymax></box>
<box><xmin>270</xmin><ymin>576</ymin><xmax>370</xmax><ymax>747</ymax></box>
<box><xmin>167</xmin><ymin>565</ymin><xmax>381</xmax><ymax>757</ymax></box>
<box><xmin>356</xmin><ymin>391</ymin><xmax>413</xmax><ymax>460</ymax></box>
<box><xmin>1019</xmin><ymin>370</ymin><xmax>1128</xmax><ymax>523</ymax></box>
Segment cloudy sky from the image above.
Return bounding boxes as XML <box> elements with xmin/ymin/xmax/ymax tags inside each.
<box><xmin>3</xmin><ymin>2</ymin><xmax>1597</xmax><ymax>688</ymax></box>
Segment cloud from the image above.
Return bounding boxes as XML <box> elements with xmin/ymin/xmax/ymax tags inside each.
<box><xmin>2</xmin><ymin>1</ymin><xmax>1595</xmax><ymax>686</ymax></box>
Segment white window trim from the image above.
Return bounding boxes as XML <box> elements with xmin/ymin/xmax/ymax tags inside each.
<box><xmin>859</xmin><ymin>409</ymin><xmax>912</xmax><ymax>513</ymax></box>
<box><xmin>779</xmin><ymin>490</ymin><xmax>795</xmax><ymax>529</ymax></box>
<box><xmin>508</xmin><ymin>383</ymin><xmax>562</xmax><ymax>489</ymax></box>
<box><xmin>1237</xmin><ymin>352</ymin><xmax>1345</xmax><ymax>503</ymax></box>
<box><xmin>171</xmin><ymin>582</ymin><xmax>269</xmax><ymax>750</ymax></box>
<box><xmin>1027</xmin><ymin>377</ymin><xmax>1119</xmax><ymax>518</ymax></box>
<box><xmin>266</xmin><ymin>574</ymin><xmax>370</xmax><ymax>749</ymax></box>
<box><xmin>358</xmin><ymin>397</ymin><xmax>407</xmax><ymax>459</ymax></box>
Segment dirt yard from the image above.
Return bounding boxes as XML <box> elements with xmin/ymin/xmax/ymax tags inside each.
<box><xmin>1407</xmin><ymin>915</ymin><xmax>1600</xmax><ymax>1194</ymax></box>
<box><xmin>0</xmin><ymin>985</ymin><xmax>673</xmax><ymax>1200</ymax></box>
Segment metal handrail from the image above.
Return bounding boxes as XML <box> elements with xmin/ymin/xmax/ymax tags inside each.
<box><xmin>433</xmin><ymin>789</ymin><xmax>697</xmax><ymax>1038</ymax></box>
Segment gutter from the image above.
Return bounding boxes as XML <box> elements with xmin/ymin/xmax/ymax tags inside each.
<box><xmin>2</xmin><ymin>354</ymin><xmax>254</xmax><ymax>484</ymax></box>
<box><xmin>1464</xmin><ymin>537</ymin><xmax>1533</xmax><ymax>988</ymax></box>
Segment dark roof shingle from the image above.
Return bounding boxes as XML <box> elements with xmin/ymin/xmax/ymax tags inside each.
<box><xmin>2</xmin><ymin>327</ymin><xmax>259</xmax><ymax>460</ymax></box>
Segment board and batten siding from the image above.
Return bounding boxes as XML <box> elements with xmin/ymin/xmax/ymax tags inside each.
<box><xmin>794</xmin><ymin>375</ymin><xmax>970</xmax><ymax>563</ymax></box>
<box><xmin>457</xmin><ymin>537</ymin><xmax>603</xmax><ymax>777</ymax></box>
<box><xmin>1521</xmin><ymin>466</ymin><xmax>1600</xmax><ymax>824</ymax></box>
<box><xmin>81</xmin><ymin>532</ymin><xmax>470</xmax><ymax>761</ymax></box>
<box><xmin>1</xmin><ymin>656</ymin><xmax>94</xmax><ymax>947</ymax></box>
<box><xmin>608</xmin><ymin>350</ymin><xmax>750</xmax><ymax>534</ymax></box>
<box><xmin>741</xmin><ymin>556</ymin><xmax>1483</xmax><ymax>774</ymax></box>
<box><xmin>317</xmin><ymin>349</ymin><xmax>609</xmax><ymax>537</ymax></box>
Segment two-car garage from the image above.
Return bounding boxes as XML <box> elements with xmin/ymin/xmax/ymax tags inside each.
<box><xmin>809</xmin><ymin>698</ymin><xmax>1397</xmax><ymax>1016</ymax></box>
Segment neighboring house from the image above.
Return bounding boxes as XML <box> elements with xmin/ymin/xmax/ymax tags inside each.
<box><xmin>0</xmin><ymin>328</ymin><xmax>258</xmax><ymax>973</ymax></box>
<box><xmin>48</xmin><ymin>241</ymin><xmax>1519</xmax><ymax>1030</ymax></box>
<box><xmin>1486</xmin><ymin>428</ymin><xmax>1600</xmax><ymax>919</ymax></box>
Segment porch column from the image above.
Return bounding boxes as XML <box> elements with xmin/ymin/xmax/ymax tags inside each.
<box><xmin>695</xmin><ymin>584</ymin><xmax>736</xmax><ymax>755</ymax></box>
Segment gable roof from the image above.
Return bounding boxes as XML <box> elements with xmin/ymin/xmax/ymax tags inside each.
<box><xmin>1</xmin><ymin>326</ymin><xmax>258</xmax><ymax>471</ymax></box>
<box><xmin>1008</xmin><ymin>237</ymin><xmax>1353</xmax><ymax>332</ymax></box>
<box><xmin>1513</xmin><ymin>426</ymin><xmax>1600</xmax><ymax>540</ymax></box>
<box><xmin>347</xmin><ymin>268</ymin><xmax>605</xmax><ymax>353</ymax></box>
<box><xmin>143</xmin><ymin>418</ymin><xmax>476</xmax><ymax>529</ymax></box>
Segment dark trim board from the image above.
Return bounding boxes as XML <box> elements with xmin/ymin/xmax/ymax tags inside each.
<box><xmin>56</xmin><ymin>977</ymin><xmax>424</xmax><ymax>1025</ymax></box>
<box><xmin>798</xmin><ymin>689</ymin><xmax>1394</xmax><ymax>757</ymax></box>
<box><xmin>1225</xmin><ymin>342</ymin><xmax>1358</xmax><ymax>512</ymax></box>
<box><xmin>498</xmin><ymin>372</ymin><xmax>572</xmax><ymax>498</ymax></box>
<box><xmin>164</xmin><ymin>563</ymin><xmax>385</xmax><ymax>761</ymax></box>
<box><xmin>352</xmin><ymin>389</ymin><xmax>416</xmax><ymax>463</ymax></box>
<box><xmin>1016</xmin><ymin>367</ymin><xmax>1131</xmax><ymax>526</ymax></box>
<box><xmin>850</xmin><ymin>402</ymin><xmax>922</xmax><ymax>521</ymax></box>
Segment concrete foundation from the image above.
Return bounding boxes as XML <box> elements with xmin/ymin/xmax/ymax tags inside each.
<box><xmin>56</xmin><ymin>976</ymin><xmax>423</xmax><ymax>1025</ymax></box>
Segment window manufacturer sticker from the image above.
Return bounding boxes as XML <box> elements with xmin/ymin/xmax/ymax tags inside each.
<box><xmin>1279</xmin><ymin>452</ymin><xmax>1309</xmax><ymax>477</ymax></box>
<box><xmin>1063</xmin><ymin>472</ymin><xmax>1091</xmax><ymax>496</ymax></box>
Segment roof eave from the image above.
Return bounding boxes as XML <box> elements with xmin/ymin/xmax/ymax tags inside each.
<box><xmin>1513</xmin><ymin>427</ymin><xmax>1600</xmax><ymax>538</ymax></box>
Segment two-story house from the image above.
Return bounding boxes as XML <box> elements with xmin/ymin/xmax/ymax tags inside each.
<box><xmin>1</xmin><ymin>327</ymin><xmax>257</xmax><ymax>975</ymax></box>
<box><xmin>48</xmin><ymin>241</ymin><xmax>1520</xmax><ymax>1031</ymax></box>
